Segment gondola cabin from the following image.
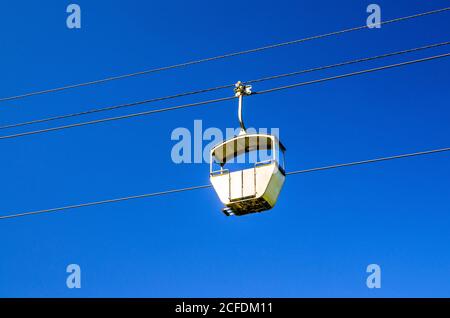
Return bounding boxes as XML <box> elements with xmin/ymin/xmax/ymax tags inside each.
<box><xmin>210</xmin><ymin>133</ymin><xmax>286</xmax><ymax>216</ymax></box>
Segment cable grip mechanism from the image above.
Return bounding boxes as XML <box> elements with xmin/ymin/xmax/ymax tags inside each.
<box><xmin>234</xmin><ymin>81</ymin><xmax>252</xmax><ymax>135</ymax></box>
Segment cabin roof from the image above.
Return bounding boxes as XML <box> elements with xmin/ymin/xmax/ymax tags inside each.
<box><xmin>211</xmin><ymin>134</ymin><xmax>285</xmax><ymax>164</ymax></box>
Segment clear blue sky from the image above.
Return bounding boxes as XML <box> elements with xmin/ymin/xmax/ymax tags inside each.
<box><xmin>0</xmin><ymin>0</ymin><xmax>449</xmax><ymax>297</ymax></box>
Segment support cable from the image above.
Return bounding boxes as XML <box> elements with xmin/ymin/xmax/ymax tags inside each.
<box><xmin>1</xmin><ymin>52</ymin><xmax>449</xmax><ymax>141</ymax></box>
<box><xmin>0</xmin><ymin>7</ymin><xmax>448</xmax><ymax>103</ymax></box>
<box><xmin>0</xmin><ymin>147</ymin><xmax>448</xmax><ymax>220</ymax></box>
<box><xmin>1</xmin><ymin>41</ymin><xmax>448</xmax><ymax>131</ymax></box>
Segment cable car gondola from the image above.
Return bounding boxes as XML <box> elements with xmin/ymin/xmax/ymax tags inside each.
<box><xmin>210</xmin><ymin>82</ymin><xmax>286</xmax><ymax>216</ymax></box>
